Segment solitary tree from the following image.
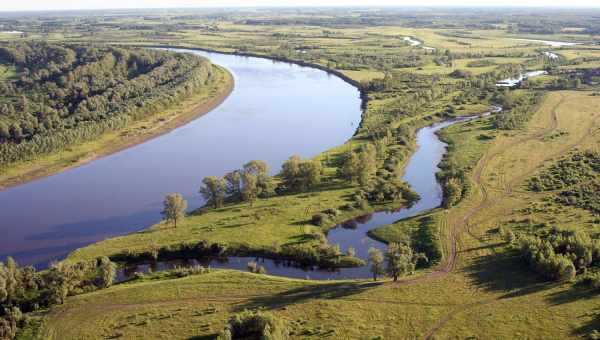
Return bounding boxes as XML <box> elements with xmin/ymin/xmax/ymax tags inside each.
<box><xmin>98</xmin><ymin>256</ymin><xmax>117</xmax><ymax>288</ymax></box>
<box><xmin>200</xmin><ymin>176</ymin><xmax>227</xmax><ymax>209</ymax></box>
<box><xmin>161</xmin><ymin>193</ymin><xmax>187</xmax><ymax>227</ymax></box>
<box><xmin>368</xmin><ymin>247</ymin><xmax>385</xmax><ymax>281</ymax></box>
<box><xmin>385</xmin><ymin>243</ymin><xmax>417</xmax><ymax>281</ymax></box>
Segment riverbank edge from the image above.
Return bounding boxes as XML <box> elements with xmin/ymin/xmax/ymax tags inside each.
<box><xmin>0</xmin><ymin>64</ymin><xmax>234</xmax><ymax>191</ymax></box>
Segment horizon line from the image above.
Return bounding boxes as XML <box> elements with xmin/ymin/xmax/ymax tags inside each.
<box><xmin>2</xmin><ymin>5</ymin><xmax>600</xmax><ymax>13</ymax></box>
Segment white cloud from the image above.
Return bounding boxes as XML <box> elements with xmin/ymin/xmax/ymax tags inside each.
<box><xmin>1</xmin><ymin>0</ymin><xmax>598</xmax><ymax>12</ymax></box>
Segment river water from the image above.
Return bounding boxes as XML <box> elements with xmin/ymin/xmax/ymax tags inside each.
<box><xmin>0</xmin><ymin>49</ymin><xmax>363</xmax><ymax>267</ymax></box>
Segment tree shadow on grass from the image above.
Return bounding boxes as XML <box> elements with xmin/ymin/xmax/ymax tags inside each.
<box><xmin>572</xmin><ymin>307</ymin><xmax>600</xmax><ymax>337</ymax></box>
<box><xmin>187</xmin><ymin>334</ymin><xmax>219</xmax><ymax>340</ymax></box>
<box><xmin>464</xmin><ymin>250</ymin><xmax>553</xmax><ymax>299</ymax></box>
<box><xmin>546</xmin><ymin>281</ymin><xmax>600</xmax><ymax>306</ymax></box>
<box><xmin>234</xmin><ymin>281</ymin><xmax>382</xmax><ymax>312</ymax></box>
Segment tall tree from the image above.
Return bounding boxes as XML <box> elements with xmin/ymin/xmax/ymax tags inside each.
<box><xmin>281</xmin><ymin>155</ymin><xmax>322</xmax><ymax>191</ymax></box>
<box><xmin>358</xmin><ymin>144</ymin><xmax>377</xmax><ymax>187</ymax></box>
<box><xmin>97</xmin><ymin>257</ymin><xmax>117</xmax><ymax>288</ymax></box>
<box><xmin>200</xmin><ymin>176</ymin><xmax>227</xmax><ymax>209</ymax></box>
<box><xmin>368</xmin><ymin>247</ymin><xmax>385</xmax><ymax>282</ymax></box>
<box><xmin>241</xmin><ymin>171</ymin><xmax>259</xmax><ymax>206</ymax></box>
<box><xmin>161</xmin><ymin>193</ymin><xmax>187</xmax><ymax>227</ymax></box>
<box><xmin>243</xmin><ymin>160</ymin><xmax>271</xmax><ymax>196</ymax></box>
<box><xmin>339</xmin><ymin>149</ymin><xmax>360</xmax><ymax>182</ymax></box>
<box><xmin>385</xmin><ymin>243</ymin><xmax>419</xmax><ymax>281</ymax></box>
<box><xmin>224</xmin><ymin>170</ymin><xmax>243</xmax><ymax>200</ymax></box>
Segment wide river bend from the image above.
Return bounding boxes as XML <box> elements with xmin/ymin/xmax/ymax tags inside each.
<box><xmin>0</xmin><ymin>49</ymin><xmax>362</xmax><ymax>267</ymax></box>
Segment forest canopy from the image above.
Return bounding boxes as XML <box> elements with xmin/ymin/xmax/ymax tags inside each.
<box><xmin>0</xmin><ymin>42</ymin><xmax>214</xmax><ymax>165</ymax></box>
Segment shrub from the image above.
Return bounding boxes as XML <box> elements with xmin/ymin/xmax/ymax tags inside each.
<box><xmin>323</xmin><ymin>208</ymin><xmax>341</xmax><ymax>217</ymax></box>
<box><xmin>171</xmin><ymin>265</ymin><xmax>207</xmax><ymax>278</ymax></box>
<box><xmin>311</xmin><ymin>213</ymin><xmax>329</xmax><ymax>226</ymax></box>
<box><xmin>518</xmin><ymin>228</ymin><xmax>600</xmax><ymax>281</ymax></box>
<box><xmin>218</xmin><ymin>310</ymin><xmax>289</xmax><ymax>340</ymax></box>
<box><xmin>584</xmin><ymin>273</ymin><xmax>600</xmax><ymax>290</ymax></box>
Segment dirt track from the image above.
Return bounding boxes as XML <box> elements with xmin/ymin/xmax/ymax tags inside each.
<box><xmin>423</xmin><ymin>93</ymin><xmax>600</xmax><ymax>339</ymax></box>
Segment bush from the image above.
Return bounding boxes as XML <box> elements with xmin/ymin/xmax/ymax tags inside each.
<box><xmin>584</xmin><ymin>273</ymin><xmax>600</xmax><ymax>290</ymax></box>
<box><xmin>218</xmin><ymin>310</ymin><xmax>289</xmax><ymax>340</ymax></box>
<box><xmin>311</xmin><ymin>213</ymin><xmax>329</xmax><ymax>226</ymax></box>
<box><xmin>323</xmin><ymin>208</ymin><xmax>341</xmax><ymax>217</ymax></box>
<box><xmin>518</xmin><ymin>228</ymin><xmax>600</xmax><ymax>281</ymax></box>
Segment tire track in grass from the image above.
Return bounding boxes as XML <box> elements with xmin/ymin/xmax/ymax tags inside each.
<box><xmin>423</xmin><ymin>93</ymin><xmax>569</xmax><ymax>340</ymax></box>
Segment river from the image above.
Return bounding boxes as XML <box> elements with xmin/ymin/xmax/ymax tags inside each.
<box><xmin>0</xmin><ymin>49</ymin><xmax>363</xmax><ymax>267</ymax></box>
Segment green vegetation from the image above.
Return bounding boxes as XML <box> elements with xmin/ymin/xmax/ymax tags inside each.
<box><xmin>517</xmin><ymin>228</ymin><xmax>599</xmax><ymax>282</ymax></box>
<box><xmin>493</xmin><ymin>90</ymin><xmax>542</xmax><ymax>130</ymax></box>
<box><xmin>3</xmin><ymin>6</ymin><xmax>600</xmax><ymax>340</ymax></box>
<box><xmin>218</xmin><ymin>310</ymin><xmax>289</xmax><ymax>340</ymax></box>
<box><xmin>0</xmin><ymin>42</ymin><xmax>214</xmax><ymax>166</ymax></box>
<box><xmin>370</xmin><ymin>215</ymin><xmax>443</xmax><ymax>266</ymax></box>
<box><xmin>528</xmin><ymin>150</ymin><xmax>600</xmax><ymax>214</ymax></box>
<box><xmin>161</xmin><ymin>193</ymin><xmax>188</xmax><ymax>228</ymax></box>
<box><xmin>0</xmin><ymin>256</ymin><xmax>118</xmax><ymax>337</ymax></box>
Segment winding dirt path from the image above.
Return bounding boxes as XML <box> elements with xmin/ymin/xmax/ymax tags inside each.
<box><xmin>423</xmin><ymin>93</ymin><xmax>600</xmax><ymax>339</ymax></box>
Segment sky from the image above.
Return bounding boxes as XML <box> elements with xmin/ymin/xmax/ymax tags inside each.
<box><xmin>1</xmin><ymin>0</ymin><xmax>599</xmax><ymax>12</ymax></box>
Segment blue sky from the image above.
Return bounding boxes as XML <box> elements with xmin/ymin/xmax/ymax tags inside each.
<box><xmin>2</xmin><ymin>0</ymin><xmax>598</xmax><ymax>12</ymax></box>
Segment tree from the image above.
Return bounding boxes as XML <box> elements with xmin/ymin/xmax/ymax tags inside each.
<box><xmin>385</xmin><ymin>243</ymin><xmax>417</xmax><ymax>281</ymax></box>
<box><xmin>0</xmin><ymin>121</ymin><xmax>9</xmax><ymax>140</ymax></box>
<box><xmin>97</xmin><ymin>256</ymin><xmax>117</xmax><ymax>288</ymax></box>
<box><xmin>443</xmin><ymin>177</ymin><xmax>463</xmax><ymax>208</ymax></box>
<box><xmin>281</xmin><ymin>155</ymin><xmax>322</xmax><ymax>192</ymax></box>
<box><xmin>281</xmin><ymin>155</ymin><xmax>301</xmax><ymax>190</ymax></box>
<box><xmin>243</xmin><ymin>160</ymin><xmax>272</xmax><ymax>197</ymax></box>
<box><xmin>161</xmin><ymin>193</ymin><xmax>187</xmax><ymax>227</ymax></box>
<box><xmin>368</xmin><ymin>247</ymin><xmax>385</xmax><ymax>281</ymax></box>
<box><xmin>241</xmin><ymin>171</ymin><xmax>259</xmax><ymax>206</ymax></box>
<box><xmin>339</xmin><ymin>149</ymin><xmax>361</xmax><ymax>182</ymax></box>
<box><xmin>298</xmin><ymin>159</ymin><xmax>322</xmax><ymax>190</ymax></box>
<box><xmin>224</xmin><ymin>170</ymin><xmax>243</xmax><ymax>200</ymax></box>
<box><xmin>358</xmin><ymin>144</ymin><xmax>377</xmax><ymax>187</ymax></box>
<box><xmin>200</xmin><ymin>176</ymin><xmax>227</xmax><ymax>209</ymax></box>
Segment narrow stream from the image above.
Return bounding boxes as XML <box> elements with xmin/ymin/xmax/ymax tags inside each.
<box><xmin>119</xmin><ymin>112</ymin><xmax>495</xmax><ymax>281</ymax></box>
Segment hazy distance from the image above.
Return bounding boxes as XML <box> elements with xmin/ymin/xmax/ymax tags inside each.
<box><xmin>2</xmin><ymin>0</ymin><xmax>599</xmax><ymax>12</ymax></box>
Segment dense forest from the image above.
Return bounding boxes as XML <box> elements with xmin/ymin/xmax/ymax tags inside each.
<box><xmin>0</xmin><ymin>42</ymin><xmax>214</xmax><ymax>166</ymax></box>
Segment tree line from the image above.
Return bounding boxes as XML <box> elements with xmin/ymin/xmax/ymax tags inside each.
<box><xmin>0</xmin><ymin>42</ymin><xmax>214</xmax><ymax>166</ymax></box>
<box><xmin>0</xmin><ymin>256</ymin><xmax>117</xmax><ymax>338</ymax></box>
